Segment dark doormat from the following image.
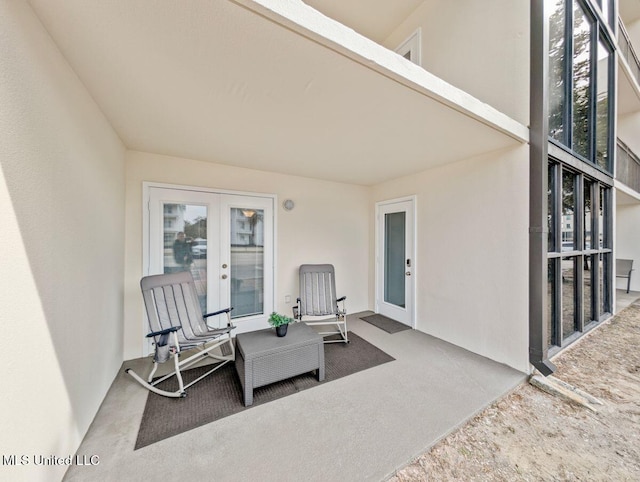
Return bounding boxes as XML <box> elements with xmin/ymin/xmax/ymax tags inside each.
<box><xmin>134</xmin><ymin>332</ymin><xmax>394</xmax><ymax>449</ymax></box>
<box><xmin>360</xmin><ymin>314</ymin><xmax>411</xmax><ymax>334</ymax></box>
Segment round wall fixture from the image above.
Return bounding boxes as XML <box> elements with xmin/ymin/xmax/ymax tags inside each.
<box><xmin>282</xmin><ymin>199</ymin><xmax>295</xmax><ymax>211</ymax></box>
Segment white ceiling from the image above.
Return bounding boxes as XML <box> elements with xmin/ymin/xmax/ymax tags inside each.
<box><xmin>618</xmin><ymin>56</ymin><xmax>640</xmax><ymax>116</ymax></box>
<box><xmin>617</xmin><ymin>184</ymin><xmax>640</xmax><ymax>204</ymax></box>
<box><xmin>619</xmin><ymin>0</ymin><xmax>640</xmax><ymax>25</ymax></box>
<box><xmin>304</xmin><ymin>0</ymin><xmax>425</xmax><ymax>42</ymax></box>
<box><xmin>27</xmin><ymin>0</ymin><xmax>523</xmax><ymax>186</ymax></box>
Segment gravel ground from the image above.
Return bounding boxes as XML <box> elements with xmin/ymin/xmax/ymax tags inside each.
<box><xmin>389</xmin><ymin>301</ymin><xmax>640</xmax><ymax>481</ymax></box>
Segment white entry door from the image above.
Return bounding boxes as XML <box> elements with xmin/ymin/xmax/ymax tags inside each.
<box><xmin>376</xmin><ymin>198</ymin><xmax>415</xmax><ymax>327</ymax></box>
<box><xmin>145</xmin><ymin>185</ymin><xmax>274</xmax><ymax>345</ymax></box>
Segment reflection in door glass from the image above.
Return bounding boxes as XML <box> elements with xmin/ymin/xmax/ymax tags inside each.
<box><xmin>561</xmin><ymin>170</ymin><xmax>576</xmax><ymax>251</ymax></box>
<box><xmin>547</xmin><ymin>259</ymin><xmax>557</xmax><ymax>348</ymax></box>
<box><xmin>384</xmin><ymin>212</ymin><xmax>406</xmax><ymax>308</ymax></box>
<box><xmin>583</xmin><ymin>254</ymin><xmax>593</xmax><ymax>324</ymax></box>
<box><xmin>584</xmin><ymin>180</ymin><xmax>592</xmax><ymax>250</ymax></box>
<box><xmin>561</xmin><ymin>257</ymin><xmax>577</xmax><ymax>340</ymax></box>
<box><xmin>163</xmin><ymin>203</ymin><xmax>207</xmax><ymax>313</ymax></box>
<box><xmin>230</xmin><ymin>208</ymin><xmax>264</xmax><ymax>318</ymax></box>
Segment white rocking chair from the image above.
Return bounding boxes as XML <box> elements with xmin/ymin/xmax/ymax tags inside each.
<box><xmin>126</xmin><ymin>271</ymin><xmax>235</xmax><ymax>398</ymax></box>
<box><xmin>293</xmin><ymin>264</ymin><xmax>348</xmax><ymax>344</ymax></box>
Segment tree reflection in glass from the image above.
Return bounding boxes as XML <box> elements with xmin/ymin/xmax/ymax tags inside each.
<box><xmin>548</xmin><ymin>0</ymin><xmax>566</xmax><ymax>142</ymax></box>
<box><xmin>595</xmin><ymin>40</ymin><xmax>610</xmax><ymax>171</ymax></box>
<box><xmin>572</xmin><ymin>0</ymin><xmax>592</xmax><ymax>160</ymax></box>
<box><xmin>562</xmin><ymin>170</ymin><xmax>576</xmax><ymax>251</ymax></box>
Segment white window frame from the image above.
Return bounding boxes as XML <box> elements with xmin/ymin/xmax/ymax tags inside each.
<box><xmin>395</xmin><ymin>28</ymin><xmax>422</xmax><ymax>66</ymax></box>
<box><xmin>142</xmin><ymin>181</ymin><xmax>278</xmax><ymax>355</ymax></box>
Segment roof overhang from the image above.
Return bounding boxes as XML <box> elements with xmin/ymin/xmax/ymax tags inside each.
<box><xmin>28</xmin><ymin>0</ymin><xmax>528</xmax><ymax>186</ymax></box>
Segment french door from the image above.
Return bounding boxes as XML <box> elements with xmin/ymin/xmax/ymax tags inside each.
<box><xmin>376</xmin><ymin>197</ymin><xmax>415</xmax><ymax>327</ymax></box>
<box><xmin>145</xmin><ymin>184</ymin><xmax>274</xmax><ymax>346</ymax></box>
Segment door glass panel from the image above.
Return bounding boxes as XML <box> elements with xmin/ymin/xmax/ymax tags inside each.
<box><xmin>547</xmin><ymin>259</ymin><xmax>558</xmax><ymax>348</ymax></box>
<box><xmin>562</xmin><ymin>257</ymin><xmax>577</xmax><ymax>340</ymax></box>
<box><xmin>163</xmin><ymin>203</ymin><xmax>207</xmax><ymax>313</ymax></box>
<box><xmin>562</xmin><ymin>170</ymin><xmax>576</xmax><ymax>251</ymax></box>
<box><xmin>384</xmin><ymin>212</ymin><xmax>406</xmax><ymax>308</ymax></box>
<box><xmin>598</xmin><ymin>186</ymin><xmax>607</xmax><ymax>248</ymax></box>
<box><xmin>230</xmin><ymin>208</ymin><xmax>264</xmax><ymax>318</ymax></box>
<box><xmin>584</xmin><ymin>180</ymin><xmax>592</xmax><ymax>250</ymax></box>
<box><xmin>583</xmin><ymin>255</ymin><xmax>593</xmax><ymax>324</ymax></box>
<box><xmin>599</xmin><ymin>253</ymin><xmax>610</xmax><ymax>316</ymax></box>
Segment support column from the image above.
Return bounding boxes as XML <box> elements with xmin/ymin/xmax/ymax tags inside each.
<box><xmin>530</xmin><ymin>0</ymin><xmax>556</xmax><ymax>375</ymax></box>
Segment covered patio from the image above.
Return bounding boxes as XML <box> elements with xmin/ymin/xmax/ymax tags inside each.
<box><xmin>1</xmin><ymin>2</ymin><xmax>530</xmax><ymax>480</ymax></box>
<box><xmin>64</xmin><ymin>314</ymin><xmax>524</xmax><ymax>481</ymax></box>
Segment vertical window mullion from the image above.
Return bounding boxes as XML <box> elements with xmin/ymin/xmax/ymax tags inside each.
<box><xmin>555</xmin><ymin>164</ymin><xmax>563</xmax><ymax>251</ymax></box>
<box><xmin>564</xmin><ymin>0</ymin><xmax>574</xmax><ymax>148</ymax></box>
<box><xmin>575</xmin><ymin>175</ymin><xmax>584</xmax><ymax>332</ymax></box>
<box><xmin>593</xmin><ymin>181</ymin><xmax>601</xmax><ymax>317</ymax></box>
<box><xmin>608</xmin><ymin>40</ymin><xmax>614</xmax><ymax>174</ymax></box>
<box><xmin>604</xmin><ymin>186</ymin><xmax>612</xmax><ymax>250</ymax></box>
<box><xmin>554</xmin><ymin>257</ymin><xmax>563</xmax><ymax>346</ymax></box>
<box><xmin>587</xmin><ymin>180</ymin><xmax>596</xmax><ymax>323</ymax></box>
<box><xmin>603</xmin><ymin>186</ymin><xmax>612</xmax><ymax>315</ymax></box>
<box><xmin>588</xmin><ymin>15</ymin><xmax>598</xmax><ymax>164</ymax></box>
<box><xmin>576</xmin><ymin>174</ymin><xmax>584</xmax><ymax>250</ymax></box>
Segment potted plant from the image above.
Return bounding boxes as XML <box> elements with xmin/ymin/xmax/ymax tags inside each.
<box><xmin>268</xmin><ymin>312</ymin><xmax>294</xmax><ymax>337</ymax></box>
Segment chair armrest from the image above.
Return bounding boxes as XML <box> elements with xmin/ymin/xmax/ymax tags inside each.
<box><xmin>203</xmin><ymin>307</ymin><xmax>233</xmax><ymax>318</ymax></box>
<box><xmin>146</xmin><ymin>326</ymin><xmax>181</xmax><ymax>338</ymax></box>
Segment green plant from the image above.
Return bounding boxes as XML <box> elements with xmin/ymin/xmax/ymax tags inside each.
<box><xmin>268</xmin><ymin>312</ymin><xmax>293</xmax><ymax>328</ymax></box>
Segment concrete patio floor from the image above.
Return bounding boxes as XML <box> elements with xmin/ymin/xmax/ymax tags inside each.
<box><xmin>616</xmin><ymin>288</ymin><xmax>640</xmax><ymax>312</ymax></box>
<box><xmin>63</xmin><ymin>312</ymin><xmax>525</xmax><ymax>481</ymax></box>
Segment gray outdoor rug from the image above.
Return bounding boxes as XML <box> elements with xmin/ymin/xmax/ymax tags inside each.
<box><xmin>134</xmin><ymin>332</ymin><xmax>394</xmax><ymax>449</ymax></box>
<box><xmin>360</xmin><ymin>314</ymin><xmax>412</xmax><ymax>334</ymax></box>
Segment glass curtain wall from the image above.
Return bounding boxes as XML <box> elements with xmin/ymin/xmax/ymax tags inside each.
<box><xmin>548</xmin><ymin>0</ymin><xmax>613</xmax><ymax>174</ymax></box>
<box><xmin>545</xmin><ymin>0</ymin><xmax>614</xmax><ymax>352</ymax></box>
<box><xmin>547</xmin><ymin>162</ymin><xmax>612</xmax><ymax>349</ymax></box>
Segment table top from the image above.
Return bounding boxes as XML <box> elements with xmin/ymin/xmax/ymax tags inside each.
<box><xmin>236</xmin><ymin>322</ymin><xmax>322</xmax><ymax>359</ymax></box>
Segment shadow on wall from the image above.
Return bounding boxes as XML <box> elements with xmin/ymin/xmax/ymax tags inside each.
<box><xmin>0</xmin><ymin>0</ymin><xmax>126</xmax><ymax>471</ymax></box>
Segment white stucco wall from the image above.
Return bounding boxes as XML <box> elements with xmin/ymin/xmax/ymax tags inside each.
<box><xmin>616</xmin><ymin>201</ymin><xmax>640</xmax><ymax>293</ymax></box>
<box><xmin>625</xmin><ymin>18</ymin><xmax>640</xmax><ymax>48</ymax></box>
<box><xmin>616</xmin><ymin>113</ymin><xmax>640</xmax><ymax>295</ymax></box>
<box><xmin>618</xmin><ymin>112</ymin><xmax>640</xmax><ymax>155</ymax></box>
<box><xmin>382</xmin><ymin>0</ymin><xmax>529</xmax><ymax>126</ymax></box>
<box><xmin>370</xmin><ymin>146</ymin><xmax>530</xmax><ymax>373</ymax></box>
<box><xmin>0</xmin><ymin>1</ymin><xmax>125</xmax><ymax>481</ymax></box>
<box><xmin>124</xmin><ymin>151</ymin><xmax>370</xmax><ymax>360</ymax></box>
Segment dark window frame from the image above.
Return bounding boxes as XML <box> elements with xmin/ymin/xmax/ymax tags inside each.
<box><xmin>546</xmin><ymin>158</ymin><xmax>612</xmax><ymax>355</ymax></box>
<box><xmin>547</xmin><ymin>0</ymin><xmax>615</xmax><ymax>175</ymax></box>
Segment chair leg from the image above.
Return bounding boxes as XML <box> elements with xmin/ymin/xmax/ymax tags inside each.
<box><xmin>126</xmin><ymin>344</ymin><xmax>188</xmax><ymax>398</ymax></box>
<box><xmin>125</xmin><ymin>354</ymin><xmax>187</xmax><ymax>398</ymax></box>
<box><xmin>627</xmin><ymin>275</ymin><xmax>631</xmax><ymax>294</ymax></box>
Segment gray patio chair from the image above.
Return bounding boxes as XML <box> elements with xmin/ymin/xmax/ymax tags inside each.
<box><xmin>126</xmin><ymin>271</ymin><xmax>235</xmax><ymax>398</ymax></box>
<box><xmin>616</xmin><ymin>258</ymin><xmax>634</xmax><ymax>294</ymax></box>
<box><xmin>293</xmin><ymin>264</ymin><xmax>348</xmax><ymax>344</ymax></box>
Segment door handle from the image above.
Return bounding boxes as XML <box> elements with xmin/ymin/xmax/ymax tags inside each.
<box><xmin>405</xmin><ymin>271</ymin><xmax>411</xmax><ymax>276</ymax></box>
<box><xmin>221</xmin><ymin>274</ymin><xmax>228</xmax><ymax>280</ymax></box>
